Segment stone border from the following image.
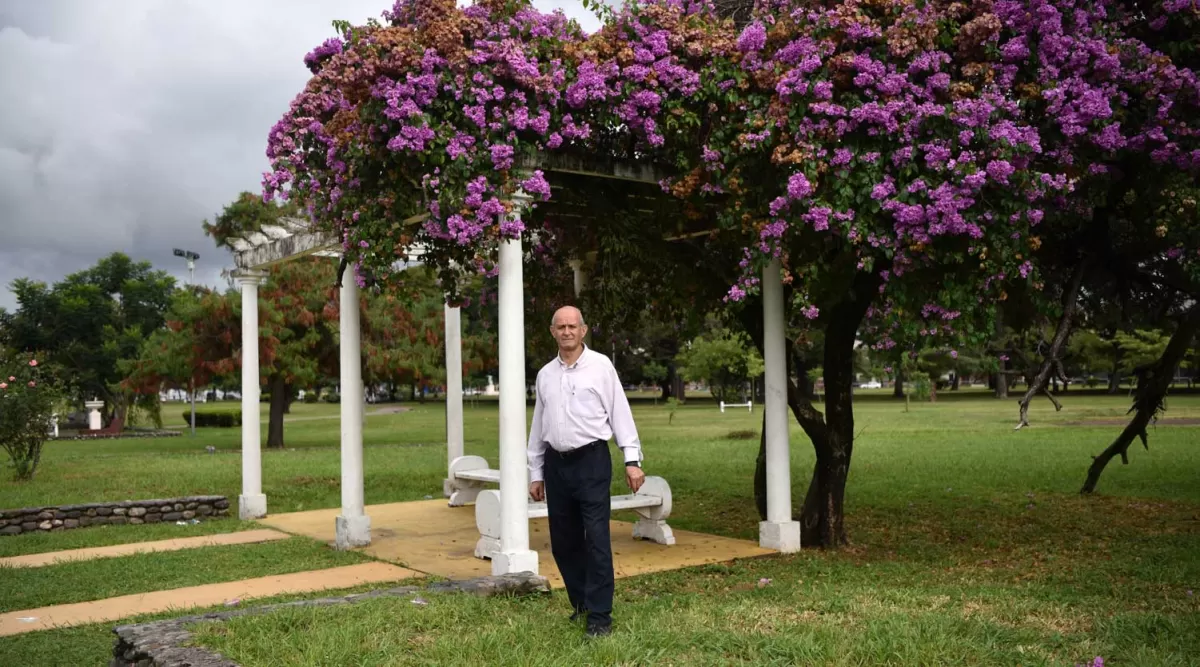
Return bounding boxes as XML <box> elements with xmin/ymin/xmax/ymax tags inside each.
<box><xmin>0</xmin><ymin>496</ymin><xmax>229</xmax><ymax>536</ymax></box>
<box><xmin>51</xmin><ymin>431</ymin><xmax>183</xmax><ymax>441</ymax></box>
<box><xmin>111</xmin><ymin>572</ymin><xmax>549</xmax><ymax>667</ymax></box>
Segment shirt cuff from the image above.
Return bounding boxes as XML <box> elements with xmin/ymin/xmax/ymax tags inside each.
<box><xmin>529</xmin><ymin>469</ymin><xmax>544</xmax><ymax>483</ymax></box>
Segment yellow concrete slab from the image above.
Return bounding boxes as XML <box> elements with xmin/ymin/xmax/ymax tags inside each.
<box><xmin>0</xmin><ymin>562</ymin><xmax>419</xmax><ymax>636</ymax></box>
<box><xmin>0</xmin><ymin>529</ymin><xmax>291</xmax><ymax>569</ymax></box>
<box><xmin>259</xmin><ymin>499</ymin><xmax>775</xmax><ymax>588</ymax></box>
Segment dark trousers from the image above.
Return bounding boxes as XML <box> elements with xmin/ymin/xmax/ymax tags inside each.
<box><xmin>544</xmin><ymin>440</ymin><xmax>613</xmax><ymax>626</ymax></box>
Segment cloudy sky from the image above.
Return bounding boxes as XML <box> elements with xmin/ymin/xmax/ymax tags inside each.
<box><xmin>0</xmin><ymin>0</ymin><xmax>600</xmax><ymax>310</ymax></box>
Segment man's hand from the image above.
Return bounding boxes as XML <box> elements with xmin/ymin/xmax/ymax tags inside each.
<box><xmin>529</xmin><ymin>481</ymin><xmax>545</xmax><ymax>502</ymax></box>
<box><xmin>625</xmin><ymin>465</ymin><xmax>645</xmax><ymax>493</ymax></box>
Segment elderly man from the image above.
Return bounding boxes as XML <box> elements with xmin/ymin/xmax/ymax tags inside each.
<box><xmin>528</xmin><ymin>305</ymin><xmax>645</xmax><ymax>638</ymax></box>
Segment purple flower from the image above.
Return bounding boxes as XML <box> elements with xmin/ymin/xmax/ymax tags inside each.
<box><xmin>520</xmin><ymin>170</ymin><xmax>552</xmax><ymax>201</ymax></box>
<box><xmin>490</xmin><ymin>144</ymin><xmax>515</xmax><ymax>170</ymax></box>
<box><xmin>737</xmin><ymin>22</ymin><xmax>767</xmax><ymax>53</ymax></box>
<box><xmin>787</xmin><ymin>173</ymin><xmax>813</xmax><ymax>200</ymax></box>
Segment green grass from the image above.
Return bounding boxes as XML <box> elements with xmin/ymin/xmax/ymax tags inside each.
<box><xmin>0</xmin><ymin>537</ymin><xmax>375</xmax><ymax>614</ymax></box>
<box><xmin>1</xmin><ymin>393</ymin><xmax>1198</xmax><ymax>665</ymax></box>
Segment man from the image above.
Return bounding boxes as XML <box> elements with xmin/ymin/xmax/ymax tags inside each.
<box><xmin>528</xmin><ymin>305</ymin><xmax>645</xmax><ymax>638</ymax></box>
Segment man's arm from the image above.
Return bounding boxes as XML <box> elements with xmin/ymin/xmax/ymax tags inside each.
<box><xmin>527</xmin><ymin>375</ymin><xmax>548</xmax><ymax>483</ymax></box>
<box><xmin>606</xmin><ymin>364</ymin><xmax>642</xmax><ymax>466</ymax></box>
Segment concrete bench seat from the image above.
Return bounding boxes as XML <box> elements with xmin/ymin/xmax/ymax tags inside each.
<box><xmin>447</xmin><ymin>455</ymin><xmax>676</xmax><ymax>560</ymax></box>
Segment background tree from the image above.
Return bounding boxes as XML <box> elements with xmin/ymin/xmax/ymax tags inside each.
<box><xmin>3</xmin><ymin>253</ymin><xmax>174</xmax><ymax>428</ymax></box>
<box><xmin>676</xmin><ymin>325</ymin><xmax>764</xmax><ymax>403</ymax></box>
<box><xmin>121</xmin><ymin>287</ymin><xmax>242</xmax><ymax>426</ymax></box>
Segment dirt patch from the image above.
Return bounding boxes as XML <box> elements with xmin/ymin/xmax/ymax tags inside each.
<box><xmin>369</xmin><ymin>406</ymin><xmax>414</xmax><ymax>415</ymax></box>
<box><xmin>1065</xmin><ymin>417</ymin><xmax>1200</xmax><ymax>427</ymax></box>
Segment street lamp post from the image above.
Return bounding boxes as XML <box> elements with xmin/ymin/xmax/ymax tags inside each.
<box><xmin>174</xmin><ymin>249</ymin><xmax>201</xmax><ymax>436</ymax></box>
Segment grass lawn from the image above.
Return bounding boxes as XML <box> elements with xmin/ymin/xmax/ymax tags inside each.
<box><xmin>1</xmin><ymin>392</ymin><xmax>1198</xmax><ymax>665</ymax></box>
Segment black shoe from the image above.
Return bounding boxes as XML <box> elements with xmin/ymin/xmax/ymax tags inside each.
<box><xmin>569</xmin><ymin>608</ymin><xmax>586</xmax><ymax>623</ymax></box>
<box><xmin>585</xmin><ymin>623</ymin><xmax>612</xmax><ymax>638</ymax></box>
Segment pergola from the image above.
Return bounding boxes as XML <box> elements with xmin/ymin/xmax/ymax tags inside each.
<box><xmin>227</xmin><ymin>153</ymin><xmax>801</xmax><ymax>576</ymax></box>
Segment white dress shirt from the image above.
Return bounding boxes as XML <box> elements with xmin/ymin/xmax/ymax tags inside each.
<box><xmin>527</xmin><ymin>347</ymin><xmax>643</xmax><ymax>483</ymax></box>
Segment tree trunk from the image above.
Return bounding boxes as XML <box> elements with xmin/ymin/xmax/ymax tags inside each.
<box><xmin>283</xmin><ymin>383</ymin><xmax>294</xmax><ymax>414</ymax></box>
<box><xmin>796</xmin><ymin>272</ymin><xmax>879</xmax><ymax>547</ymax></box>
<box><xmin>672</xmin><ymin>372</ymin><xmax>686</xmax><ymax>402</ymax></box>
<box><xmin>1016</xmin><ymin>261</ymin><xmax>1087</xmax><ymax>429</ymax></box>
<box><xmin>753</xmin><ymin>409</ymin><xmax>769</xmax><ymax>521</ymax></box>
<box><xmin>892</xmin><ymin>370</ymin><xmax>905</xmax><ymax>398</ymax></box>
<box><xmin>267</xmin><ymin>374</ymin><xmax>287</xmax><ymax>449</ymax></box>
<box><xmin>1082</xmin><ymin>309</ymin><xmax>1199</xmax><ymax>493</ymax></box>
<box><xmin>1107</xmin><ymin>347</ymin><xmax>1123</xmax><ymax>394</ymax></box>
<box><xmin>798</xmin><ymin>325</ymin><xmax>857</xmax><ymax>547</ymax></box>
<box><xmin>794</xmin><ymin>354</ymin><xmax>816</xmax><ymax>400</ymax></box>
<box><xmin>951</xmin><ymin>373</ymin><xmax>960</xmax><ymax>391</ymax></box>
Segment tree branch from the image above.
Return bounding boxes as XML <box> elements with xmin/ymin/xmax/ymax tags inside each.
<box><xmin>1081</xmin><ymin>307</ymin><xmax>1200</xmax><ymax>493</ymax></box>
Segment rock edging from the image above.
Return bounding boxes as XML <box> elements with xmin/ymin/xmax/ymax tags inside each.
<box><xmin>0</xmin><ymin>496</ymin><xmax>230</xmax><ymax>536</ymax></box>
<box><xmin>111</xmin><ymin>572</ymin><xmax>549</xmax><ymax>667</ymax></box>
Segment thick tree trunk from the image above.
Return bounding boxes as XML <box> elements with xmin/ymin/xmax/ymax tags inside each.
<box><xmin>283</xmin><ymin>382</ymin><xmax>294</xmax><ymax>414</ymax></box>
<box><xmin>1082</xmin><ymin>309</ymin><xmax>1199</xmax><ymax>493</ymax></box>
<box><xmin>1016</xmin><ymin>262</ymin><xmax>1087</xmax><ymax>429</ymax></box>
<box><xmin>799</xmin><ymin>325</ymin><xmax>857</xmax><ymax>547</ymax></box>
<box><xmin>892</xmin><ymin>370</ymin><xmax>905</xmax><ymax>398</ymax></box>
<box><xmin>267</xmin><ymin>374</ymin><xmax>287</xmax><ymax>449</ymax></box>
<box><xmin>797</xmin><ymin>272</ymin><xmax>879</xmax><ymax>547</ymax></box>
<box><xmin>951</xmin><ymin>373</ymin><xmax>960</xmax><ymax>391</ymax></box>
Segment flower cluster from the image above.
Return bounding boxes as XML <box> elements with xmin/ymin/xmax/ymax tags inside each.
<box><xmin>263</xmin><ymin>0</ymin><xmax>1200</xmax><ymax>332</ymax></box>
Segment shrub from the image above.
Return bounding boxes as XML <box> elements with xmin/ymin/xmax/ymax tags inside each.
<box><xmin>303</xmin><ymin>392</ymin><xmax>319</xmax><ymax>404</ymax></box>
<box><xmin>0</xmin><ymin>354</ymin><xmax>61</xmax><ymax>481</ymax></box>
<box><xmin>184</xmin><ymin>411</ymin><xmax>242</xmax><ymax>428</ymax></box>
<box><xmin>323</xmin><ymin>393</ymin><xmax>341</xmax><ymax>404</ymax></box>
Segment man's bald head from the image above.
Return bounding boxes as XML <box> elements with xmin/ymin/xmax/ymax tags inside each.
<box><xmin>550</xmin><ymin>306</ymin><xmax>588</xmax><ymax>357</ymax></box>
<box><xmin>551</xmin><ymin>306</ymin><xmax>586</xmax><ymax>328</ymax></box>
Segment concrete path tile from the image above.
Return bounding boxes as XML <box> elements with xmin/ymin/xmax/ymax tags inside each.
<box><xmin>0</xmin><ymin>529</ymin><xmax>291</xmax><ymax>569</ymax></box>
<box><xmin>0</xmin><ymin>562</ymin><xmax>420</xmax><ymax>636</ymax></box>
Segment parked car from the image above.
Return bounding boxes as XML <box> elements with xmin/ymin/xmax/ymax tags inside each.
<box><xmin>860</xmin><ymin>380</ymin><xmax>882</xmax><ymax>389</ymax></box>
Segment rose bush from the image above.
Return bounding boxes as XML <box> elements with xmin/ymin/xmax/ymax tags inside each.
<box><xmin>0</xmin><ymin>354</ymin><xmax>60</xmax><ymax>481</ymax></box>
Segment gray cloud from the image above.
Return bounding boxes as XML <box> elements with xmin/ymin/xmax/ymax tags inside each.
<box><xmin>0</xmin><ymin>0</ymin><xmax>601</xmax><ymax>308</ymax></box>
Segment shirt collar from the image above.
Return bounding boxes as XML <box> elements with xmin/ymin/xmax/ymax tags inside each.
<box><xmin>557</xmin><ymin>345</ymin><xmax>589</xmax><ymax>370</ymax></box>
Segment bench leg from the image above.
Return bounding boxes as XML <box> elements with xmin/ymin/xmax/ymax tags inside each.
<box><xmin>475</xmin><ymin>535</ymin><xmax>500</xmax><ymax>560</ymax></box>
<box><xmin>448</xmin><ymin>483</ymin><xmax>483</xmax><ymax>507</ymax></box>
<box><xmin>633</xmin><ymin>519</ymin><xmax>675</xmax><ymax>545</ymax></box>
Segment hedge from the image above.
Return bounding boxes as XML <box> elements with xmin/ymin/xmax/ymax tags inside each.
<box><xmin>184</xmin><ymin>411</ymin><xmax>242</xmax><ymax>428</ymax></box>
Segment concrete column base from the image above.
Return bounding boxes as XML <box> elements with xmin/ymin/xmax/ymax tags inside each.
<box><xmin>759</xmin><ymin>520</ymin><xmax>801</xmax><ymax>553</ymax></box>
<box><xmin>335</xmin><ymin>514</ymin><xmax>372</xmax><ymax>550</ymax></box>
<box><xmin>491</xmin><ymin>549</ymin><xmax>539</xmax><ymax>576</ymax></box>
<box><xmin>238</xmin><ymin>494</ymin><xmax>267</xmax><ymax>521</ymax></box>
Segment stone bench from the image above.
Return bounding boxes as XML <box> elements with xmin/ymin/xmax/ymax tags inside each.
<box><xmin>447</xmin><ymin>455</ymin><xmax>675</xmax><ymax>560</ymax></box>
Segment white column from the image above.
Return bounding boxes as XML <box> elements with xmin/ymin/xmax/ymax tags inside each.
<box><xmin>236</xmin><ymin>271</ymin><xmax>267</xmax><ymax>520</ymax></box>
<box><xmin>760</xmin><ymin>258</ymin><xmax>801</xmax><ymax>551</ymax></box>
<box><xmin>492</xmin><ymin>197</ymin><xmax>538</xmax><ymax>575</ymax></box>
<box><xmin>443</xmin><ymin>301</ymin><xmax>465</xmax><ymax>498</ymax></box>
<box><xmin>336</xmin><ymin>261</ymin><xmax>370</xmax><ymax>549</ymax></box>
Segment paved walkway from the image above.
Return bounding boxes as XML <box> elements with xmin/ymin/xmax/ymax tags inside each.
<box><xmin>0</xmin><ymin>529</ymin><xmax>291</xmax><ymax>569</ymax></box>
<box><xmin>0</xmin><ymin>562</ymin><xmax>419</xmax><ymax>636</ymax></box>
<box><xmin>260</xmin><ymin>499</ymin><xmax>775</xmax><ymax>588</ymax></box>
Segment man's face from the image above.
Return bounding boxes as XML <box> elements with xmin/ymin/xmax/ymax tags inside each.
<box><xmin>551</xmin><ymin>309</ymin><xmax>587</xmax><ymax>353</ymax></box>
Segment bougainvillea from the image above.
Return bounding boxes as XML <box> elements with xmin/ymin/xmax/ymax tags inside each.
<box><xmin>264</xmin><ymin>0</ymin><xmax>1197</xmax><ymax>335</ymax></box>
<box><xmin>264</xmin><ymin>0</ymin><xmax>1200</xmax><ymax>544</ymax></box>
